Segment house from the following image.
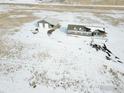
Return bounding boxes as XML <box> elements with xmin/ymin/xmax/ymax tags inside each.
<box><xmin>92</xmin><ymin>29</ymin><xmax>107</xmax><ymax>37</ymax></box>
<box><xmin>67</xmin><ymin>24</ymin><xmax>92</xmax><ymax>36</ymax></box>
<box><xmin>37</xmin><ymin>17</ymin><xmax>60</xmax><ymax>30</ymax></box>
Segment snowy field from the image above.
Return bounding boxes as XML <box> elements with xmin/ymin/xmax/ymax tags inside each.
<box><xmin>0</xmin><ymin>5</ymin><xmax>124</xmax><ymax>93</ymax></box>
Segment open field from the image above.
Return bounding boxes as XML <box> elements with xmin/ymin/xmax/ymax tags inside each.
<box><xmin>0</xmin><ymin>0</ymin><xmax>124</xmax><ymax>5</ymax></box>
<box><xmin>0</xmin><ymin>3</ymin><xmax>124</xmax><ymax>10</ymax></box>
<box><xmin>0</xmin><ymin>4</ymin><xmax>124</xmax><ymax>93</ymax></box>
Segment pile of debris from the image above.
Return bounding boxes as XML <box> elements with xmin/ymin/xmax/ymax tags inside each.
<box><xmin>90</xmin><ymin>43</ymin><xmax>123</xmax><ymax>63</ymax></box>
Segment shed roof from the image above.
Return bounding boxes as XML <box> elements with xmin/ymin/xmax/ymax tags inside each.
<box><xmin>38</xmin><ymin>17</ymin><xmax>59</xmax><ymax>26</ymax></box>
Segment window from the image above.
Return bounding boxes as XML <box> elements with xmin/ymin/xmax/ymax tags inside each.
<box><xmin>74</xmin><ymin>27</ymin><xmax>77</xmax><ymax>30</ymax></box>
<box><xmin>79</xmin><ymin>28</ymin><xmax>82</xmax><ymax>31</ymax></box>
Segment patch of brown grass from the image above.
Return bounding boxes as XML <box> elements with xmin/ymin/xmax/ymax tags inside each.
<box><xmin>0</xmin><ymin>10</ymin><xmax>38</xmax><ymax>29</ymax></box>
<box><xmin>32</xmin><ymin>52</ymin><xmax>51</xmax><ymax>62</ymax></box>
<box><xmin>0</xmin><ymin>63</ymin><xmax>22</xmax><ymax>75</ymax></box>
<box><xmin>94</xmin><ymin>13</ymin><xmax>124</xmax><ymax>26</ymax></box>
<box><xmin>0</xmin><ymin>39</ymin><xmax>24</xmax><ymax>59</ymax></box>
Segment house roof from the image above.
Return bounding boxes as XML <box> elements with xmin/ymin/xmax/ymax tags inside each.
<box><xmin>94</xmin><ymin>29</ymin><xmax>107</xmax><ymax>34</ymax></box>
<box><xmin>37</xmin><ymin>17</ymin><xmax>59</xmax><ymax>26</ymax></box>
<box><xmin>67</xmin><ymin>24</ymin><xmax>91</xmax><ymax>32</ymax></box>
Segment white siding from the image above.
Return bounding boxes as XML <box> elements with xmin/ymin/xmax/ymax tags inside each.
<box><xmin>39</xmin><ymin>23</ymin><xmax>44</xmax><ymax>29</ymax></box>
<box><xmin>45</xmin><ymin>23</ymin><xmax>49</xmax><ymax>29</ymax></box>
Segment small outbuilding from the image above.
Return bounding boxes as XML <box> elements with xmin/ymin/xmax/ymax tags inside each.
<box><xmin>37</xmin><ymin>17</ymin><xmax>60</xmax><ymax>30</ymax></box>
<box><xmin>67</xmin><ymin>24</ymin><xmax>92</xmax><ymax>36</ymax></box>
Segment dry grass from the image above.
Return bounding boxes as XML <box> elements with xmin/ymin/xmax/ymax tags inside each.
<box><xmin>1</xmin><ymin>3</ymin><xmax>124</xmax><ymax>13</ymax></box>
<box><xmin>65</xmin><ymin>0</ymin><xmax>124</xmax><ymax>5</ymax></box>
<box><xmin>32</xmin><ymin>52</ymin><xmax>51</xmax><ymax>62</ymax></box>
<box><xmin>29</xmin><ymin>69</ymin><xmax>86</xmax><ymax>92</ymax></box>
<box><xmin>0</xmin><ymin>39</ymin><xmax>24</xmax><ymax>59</ymax></box>
<box><xmin>0</xmin><ymin>8</ymin><xmax>39</xmax><ymax>39</ymax></box>
<box><xmin>101</xmin><ymin>64</ymin><xmax>124</xmax><ymax>92</ymax></box>
<box><xmin>0</xmin><ymin>11</ymin><xmax>38</xmax><ymax>29</ymax></box>
<box><xmin>0</xmin><ymin>63</ymin><xmax>22</xmax><ymax>75</ymax></box>
<box><xmin>94</xmin><ymin>13</ymin><xmax>124</xmax><ymax>26</ymax></box>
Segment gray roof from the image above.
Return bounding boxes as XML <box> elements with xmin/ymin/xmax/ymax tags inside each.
<box><xmin>67</xmin><ymin>24</ymin><xmax>91</xmax><ymax>32</ymax></box>
<box><xmin>38</xmin><ymin>17</ymin><xmax>59</xmax><ymax>26</ymax></box>
<box><xmin>93</xmin><ymin>29</ymin><xmax>107</xmax><ymax>34</ymax></box>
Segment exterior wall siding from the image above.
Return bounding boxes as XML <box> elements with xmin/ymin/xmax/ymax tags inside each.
<box><xmin>67</xmin><ymin>30</ymin><xmax>92</xmax><ymax>36</ymax></box>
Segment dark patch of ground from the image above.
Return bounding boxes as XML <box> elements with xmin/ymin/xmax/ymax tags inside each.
<box><xmin>90</xmin><ymin>43</ymin><xmax>123</xmax><ymax>63</ymax></box>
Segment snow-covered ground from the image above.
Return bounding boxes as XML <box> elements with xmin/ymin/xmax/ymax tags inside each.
<box><xmin>0</xmin><ymin>5</ymin><xmax>124</xmax><ymax>93</ymax></box>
